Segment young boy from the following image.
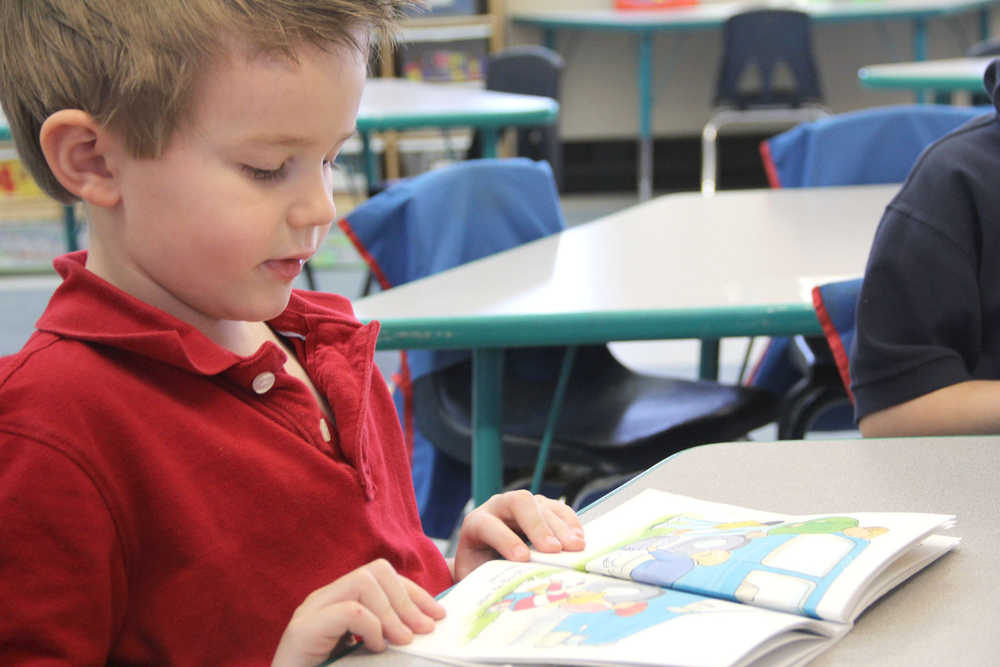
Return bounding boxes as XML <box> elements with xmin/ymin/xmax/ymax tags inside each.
<box><xmin>0</xmin><ymin>2</ymin><xmax>584</xmax><ymax>665</ymax></box>
<box><xmin>851</xmin><ymin>59</ymin><xmax>1000</xmax><ymax>437</ymax></box>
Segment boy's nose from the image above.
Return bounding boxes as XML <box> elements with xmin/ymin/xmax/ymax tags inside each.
<box><xmin>288</xmin><ymin>173</ymin><xmax>337</xmax><ymax>229</ymax></box>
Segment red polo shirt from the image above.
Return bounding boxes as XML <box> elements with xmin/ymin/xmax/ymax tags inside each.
<box><xmin>0</xmin><ymin>252</ymin><xmax>452</xmax><ymax>665</ymax></box>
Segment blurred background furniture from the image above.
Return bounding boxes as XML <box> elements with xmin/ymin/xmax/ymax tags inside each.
<box><xmin>701</xmin><ymin>8</ymin><xmax>829</xmax><ymax>194</ymax></box>
<box><xmin>466</xmin><ymin>45</ymin><xmax>565</xmax><ymax>189</ymax></box>
<box><xmin>340</xmin><ymin>158</ymin><xmax>778</xmax><ymax>538</ymax></box>
<box><xmin>752</xmin><ymin>104</ymin><xmax>991</xmax><ymax>437</ymax></box>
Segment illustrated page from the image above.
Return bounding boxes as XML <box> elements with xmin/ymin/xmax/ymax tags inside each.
<box><xmin>396</xmin><ymin>560</ymin><xmax>843</xmax><ymax>667</ymax></box>
<box><xmin>531</xmin><ymin>490</ymin><xmax>956</xmax><ymax>622</ymax></box>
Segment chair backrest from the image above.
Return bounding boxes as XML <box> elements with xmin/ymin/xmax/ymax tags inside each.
<box><xmin>967</xmin><ymin>37</ymin><xmax>1000</xmax><ymax>57</ymax></box>
<box><xmin>338</xmin><ymin>157</ymin><xmax>566</xmax><ymax>379</ymax></box>
<box><xmin>485</xmin><ymin>45</ymin><xmax>564</xmax><ymax>99</ymax></box>
<box><xmin>713</xmin><ymin>9</ymin><xmax>823</xmax><ymax>109</ymax></box>
<box><xmin>467</xmin><ymin>46</ymin><xmax>565</xmax><ymax>188</ymax></box>
<box><xmin>760</xmin><ymin>104</ymin><xmax>990</xmax><ymax>188</ymax></box>
<box><xmin>812</xmin><ymin>278</ymin><xmax>863</xmax><ymax>399</ymax></box>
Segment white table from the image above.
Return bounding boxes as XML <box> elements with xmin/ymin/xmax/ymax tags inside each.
<box><xmin>355</xmin><ymin>78</ymin><xmax>559</xmax><ymax>185</ymax></box>
<box><xmin>513</xmin><ymin>0</ymin><xmax>999</xmax><ymax>200</ymax></box>
<box><xmin>858</xmin><ymin>55</ymin><xmax>994</xmax><ymax>92</ymax></box>
<box><xmin>336</xmin><ymin>435</ymin><xmax>998</xmax><ymax>665</ymax></box>
<box><xmin>353</xmin><ymin>184</ymin><xmax>898</xmax><ymax>503</ymax></box>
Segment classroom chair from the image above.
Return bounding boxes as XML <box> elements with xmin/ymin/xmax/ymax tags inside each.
<box><xmin>701</xmin><ymin>8</ymin><xmax>829</xmax><ymax>193</ymax></box>
<box><xmin>339</xmin><ymin>158</ymin><xmax>778</xmax><ymax>538</ymax></box>
<box><xmin>754</xmin><ymin>104</ymin><xmax>990</xmax><ymax>435</ymax></box>
<box><xmin>777</xmin><ymin>278</ymin><xmax>861</xmax><ymax>439</ymax></box>
<box><xmin>465</xmin><ymin>45</ymin><xmax>565</xmax><ymax>190</ymax></box>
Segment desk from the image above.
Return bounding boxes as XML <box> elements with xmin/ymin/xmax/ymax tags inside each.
<box><xmin>352</xmin><ymin>184</ymin><xmax>897</xmax><ymax>503</ymax></box>
<box><xmin>859</xmin><ymin>55</ymin><xmax>994</xmax><ymax>92</ymax></box>
<box><xmin>338</xmin><ymin>435</ymin><xmax>998</xmax><ymax>665</ymax></box>
<box><xmin>355</xmin><ymin>78</ymin><xmax>559</xmax><ymax>186</ymax></box>
<box><xmin>512</xmin><ymin>0</ymin><xmax>997</xmax><ymax>201</ymax></box>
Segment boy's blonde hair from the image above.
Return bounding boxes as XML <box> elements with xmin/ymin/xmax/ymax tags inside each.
<box><xmin>0</xmin><ymin>0</ymin><xmax>415</xmax><ymax>203</ymax></box>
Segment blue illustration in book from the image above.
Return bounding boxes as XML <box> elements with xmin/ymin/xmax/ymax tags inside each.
<box><xmin>587</xmin><ymin>514</ymin><xmax>888</xmax><ymax>617</ymax></box>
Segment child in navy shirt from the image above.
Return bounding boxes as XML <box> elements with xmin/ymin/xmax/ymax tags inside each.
<box><xmin>852</xmin><ymin>60</ymin><xmax>1000</xmax><ymax>437</ymax></box>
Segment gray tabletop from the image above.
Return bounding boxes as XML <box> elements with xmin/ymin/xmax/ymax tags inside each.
<box><xmin>338</xmin><ymin>435</ymin><xmax>998</xmax><ymax>665</ymax></box>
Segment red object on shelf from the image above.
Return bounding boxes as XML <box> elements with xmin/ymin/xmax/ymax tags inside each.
<box><xmin>615</xmin><ymin>0</ymin><xmax>699</xmax><ymax>9</ymax></box>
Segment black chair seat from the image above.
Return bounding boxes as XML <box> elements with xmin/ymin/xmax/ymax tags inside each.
<box><xmin>413</xmin><ymin>345</ymin><xmax>779</xmax><ymax>476</ymax></box>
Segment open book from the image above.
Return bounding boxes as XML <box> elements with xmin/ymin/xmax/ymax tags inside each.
<box><xmin>393</xmin><ymin>490</ymin><xmax>958</xmax><ymax>667</ymax></box>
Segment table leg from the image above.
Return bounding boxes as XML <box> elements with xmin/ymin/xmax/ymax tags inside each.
<box><xmin>481</xmin><ymin>127</ymin><xmax>499</xmax><ymax>159</ymax></box>
<box><xmin>638</xmin><ymin>31</ymin><xmax>654</xmax><ymax>202</ymax></box>
<box><xmin>912</xmin><ymin>17</ymin><xmax>927</xmax><ymax>103</ymax></box>
<box><xmin>699</xmin><ymin>338</ymin><xmax>720</xmax><ymax>381</ymax></box>
<box><xmin>543</xmin><ymin>28</ymin><xmax>556</xmax><ymax>52</ymax></box>
<box><xmin>472</xmin><ymin>348</ymin><xmax>505</xmax><ymax>506</ymax></box>
<box><xmin>530</xmin><ymin>346</ymin><xmax>578</xmax><ymax>494</ymax></box>
<box><xmin>63</xmin><ymin>204</ymin><xmax>78</xmax><ymax>252</ymax></box>
<box><xmin>360</xmin><ymin>130</ymin><xmax>377</xmax><ymax>191</ymax></box>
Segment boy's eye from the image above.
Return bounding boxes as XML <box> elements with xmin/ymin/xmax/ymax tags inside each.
<box><xmin>243</xmin><ymin>163</ymin><xmax>287</xmax><ymax>181</ymax></box>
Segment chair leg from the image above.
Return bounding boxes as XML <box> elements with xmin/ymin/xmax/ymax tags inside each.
<box><xmin>777</xmin><ymin>378</ymin><xmax>849</xmax><ymax>439</ymax></box>
<box><xmin>701</xmin><ymin>122</ymin><xmax>720</xmax><ymax>194</ymax></box>
<box><xmin>302</xmin><ymin>260</ymin><xmax>318</xmax><ymax>291</ymax></box>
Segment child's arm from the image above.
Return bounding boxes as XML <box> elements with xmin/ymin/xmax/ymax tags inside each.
<box><xmin>271</xmin><ymin>559</ymin><xmax>445</xmax><ymax>667</ymax></box>
<box><xmin>859</xmin><ymin>379</ymin><xmax>1000</xmax><ymax>437</ymax></box>
<box><xmin>451</xmin><ymin>490</ymin><xmax>585</xmax><ymax>582</ymax></box>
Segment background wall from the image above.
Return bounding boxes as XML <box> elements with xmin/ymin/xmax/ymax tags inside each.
<box><xmin>504</xmin><ymin>0</ymin><xmax>996</xmax><ymax>141</ymax></box>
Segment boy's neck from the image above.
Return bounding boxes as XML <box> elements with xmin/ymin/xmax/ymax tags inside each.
<box><xmin>83</xmin><ymin>234</ymin><xmax>272</xmax><ymax>357</ymax></box>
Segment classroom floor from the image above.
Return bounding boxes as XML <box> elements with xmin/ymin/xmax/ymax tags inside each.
<box><xmin>0</xmin><ymin>190</ymin><xmax>860</xmax><ymax>440</ymax></box>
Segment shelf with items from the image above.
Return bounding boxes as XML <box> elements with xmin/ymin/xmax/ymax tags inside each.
<box><xmin>381</xmin><ymin>1</ymin><xmax>504</xmax><ymax>82</ymax></box>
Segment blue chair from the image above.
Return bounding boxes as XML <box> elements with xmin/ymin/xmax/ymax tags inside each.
<box><xmin>776</xmin><ymin>278</ymin><xmax>861</xmax><ymax>439</ymax></box>
<box><xmin>340</xmin><ymin>158</ymin><xmax>778</xmax><ymax>537</ymax></box>
<box><xmin>755</xmin><ymin>104</ymin><xmax>990</xmax><ymax>437</ymax></box>
<box><xmin>760</xmin><ymin>103</ymin><xmax>991</xmax><ymax>188</ymax></box>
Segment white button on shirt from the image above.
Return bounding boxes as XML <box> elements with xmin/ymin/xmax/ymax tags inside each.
<box><xmin>252</xmin><ymin>372</ymin><xmax>276</xmax><ymax>394</ymax></box>
<box><xmin>319</xmin><ymin>418</ymin><xmax>332</xmax><ymax>442</ymax></box>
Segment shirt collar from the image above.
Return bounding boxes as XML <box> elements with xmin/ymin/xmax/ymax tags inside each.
<box><xmin>37</xmin><ymin>251</ymin><xmax>365</xmax><ymax>376</ymax></box>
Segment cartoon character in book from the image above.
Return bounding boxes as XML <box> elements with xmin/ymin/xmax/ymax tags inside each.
<box><xmin>625</xmin><ymin>532</ymin><xmax>752</xmax><ymax>586</ymax></box>
<box><xmin>488</xmin><ymin>577</ymin><xmax>573</xmax><ymax>613</ymax></box>
<box><xmin>676</xmin><ymin>517</ymin><xmax>889</xmax><ymax>615</ymax></box>
<box><xmin>537</xmin><ymin>585</ymin><xmax>728</xmax><ymax>647</ymax></box>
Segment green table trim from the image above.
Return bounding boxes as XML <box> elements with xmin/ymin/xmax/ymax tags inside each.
<box><xmin>367</xmin><ymin>305</ymin><xmax>823</xmax><ymax>351</ymax></box>
<box><xmin>859</xmin><ymin>65</ymin><xmax>990</xmax><ymax>91</ymax></box>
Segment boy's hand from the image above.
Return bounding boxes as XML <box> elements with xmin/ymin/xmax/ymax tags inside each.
<box><xmin>271</xmin><ymin>559</ymin><xmax>445</xmax><ymax>667</ymax></box>
<box><xmin>452</xmin><ymin>490</ymin><xmax>586</xmax><ymax>582</ymax></box>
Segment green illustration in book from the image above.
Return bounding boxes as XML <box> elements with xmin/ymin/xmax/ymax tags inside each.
<box><xmin>582</xmin><ymin>512</ymin><xmax>889</xmax><ymax>617</ymax></box>
<box><xmin>468</xmin><ymin>567</ymin><xmax>740</xmax><ymax>648</ymax></box>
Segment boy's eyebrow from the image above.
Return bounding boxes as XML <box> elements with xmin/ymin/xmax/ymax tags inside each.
<box><xmin>244</xmin><ymin>127</ymin><xmax>357</xmax><ymax>147</ymax></box>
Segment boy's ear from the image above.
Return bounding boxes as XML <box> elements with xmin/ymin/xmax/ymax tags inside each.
<box><xmin>39</xmin><ymin>110</ymin><xmax>122</xmax><ymax>208</ymax></box>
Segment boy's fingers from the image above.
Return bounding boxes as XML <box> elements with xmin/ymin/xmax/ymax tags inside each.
<box><xmin>303</xmin><ymin>560</ymin><xmax>440</xmax><ymax>645</ymax></box>
<box><xmin>403</xmin><ymin>576</ymin><xmax>447</xmax><ymax>622</ymax></box>
<box><xmin>537</xmin><ymin>497</ymin><xmax>586</xmax><ymax>550</ymax></box>
<box><xmin>495</xmin><ymin>491</ymin><xmax>582</xmax><ymax>553</ymax></box>
<box><xmin>355</xmin><ymin>560</ymin><xmax>438</xmax><ymax>642</ymax></box>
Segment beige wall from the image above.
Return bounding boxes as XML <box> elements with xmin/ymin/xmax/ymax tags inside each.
<box><xmin>504</xmin><ymin>0</ymin><xmax>996</xmax><ymax>140</ymax></box>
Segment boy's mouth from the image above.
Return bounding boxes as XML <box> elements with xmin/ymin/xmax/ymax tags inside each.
<box><xmin>264</xmin><ymin>257</ymin><xmax>306</xmax><ymax>281</ymax></box>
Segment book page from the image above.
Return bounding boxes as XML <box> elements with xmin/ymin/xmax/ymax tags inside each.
<box><xmin>531</xmin><ymin>490</ymin><xmax>956</xmax><ymax>623</ymax></box>
<box><xmin>394</xmin><ymin>560</ymin><xmax>844</xmax><ymax>667</ymax></box>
